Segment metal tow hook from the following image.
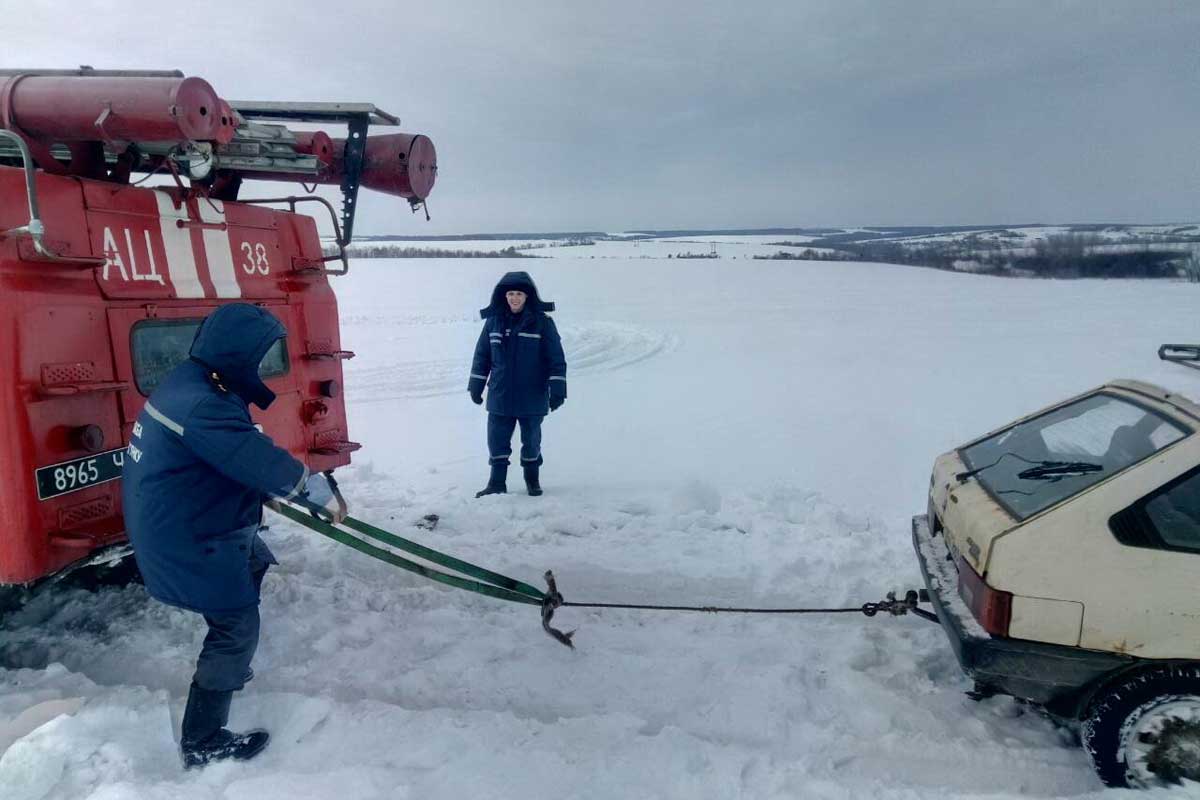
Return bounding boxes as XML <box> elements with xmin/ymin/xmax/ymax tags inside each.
<box><xmin>541</xmin><ymin>570</ymin><xmax>576</xmax><ymax>649</ymax></box>
<box><xmin>861</xmin><ymin>590</ymin><xmax>938</xmax><ymax>623</ymax></box>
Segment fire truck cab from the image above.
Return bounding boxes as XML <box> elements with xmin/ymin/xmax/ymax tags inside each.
<box><xmin>0</xmin><ymin>68</ymin><xmax>436</xmax><ymax>595</ymax></box>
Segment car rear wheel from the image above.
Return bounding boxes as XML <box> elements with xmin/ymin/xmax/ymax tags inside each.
<box><xmin>1082</xmin><ymin>666</ymin><xmax>1200</xmax><ymax>788</ymax></box>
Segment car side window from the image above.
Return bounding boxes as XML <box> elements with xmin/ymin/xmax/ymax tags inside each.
<box><xmin>1111</xmin><ymin>464</ymin><xmax>1200</xmax><ymax>553</ymax></box>
<box><xmin>1145</xmin><ymin>474</ymin><xmax>1200</xmax><ymax>549</ymax></box>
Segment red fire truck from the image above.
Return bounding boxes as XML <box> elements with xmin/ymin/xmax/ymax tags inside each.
<box><xmin>0</xmin><ymin>68</ymin><xmax>436</xmax><ymax>600</ymax></box>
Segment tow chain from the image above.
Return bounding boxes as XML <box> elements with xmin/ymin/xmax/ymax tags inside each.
<box><xmin>272</xmin><ymin>502</ymin><xmax>939</xmax><ymax>650</ymax></box>
<box><xmin>541</xmin><ymin>574</ymin><xmax>939</xmax><ymax>647</ymax></box>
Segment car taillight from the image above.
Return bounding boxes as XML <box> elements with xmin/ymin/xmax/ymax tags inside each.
<box><xmin>956</xmin><ymin>556</ymin><xmax>1012</xmax><ymax>636</ymax></box>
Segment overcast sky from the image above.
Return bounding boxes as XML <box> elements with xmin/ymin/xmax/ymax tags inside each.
<box><xmin>5</xmin><ymin>1</ymin><xmax>1198</xmax><ymax>235</ymax></box>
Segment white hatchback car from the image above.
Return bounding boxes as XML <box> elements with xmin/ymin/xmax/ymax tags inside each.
<box><xmin>915</xmin><ymin>374</ymin><xmax>1200</xmax><ymax>787</ymax></box>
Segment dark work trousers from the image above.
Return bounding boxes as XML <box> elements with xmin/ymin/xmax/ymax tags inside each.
<box><xmin>191</xmin><ymin>533</ymin><xmax>274</xmax><ymax>693</ymax></box>
<box><xmin>487</xmin><ymin>413</ymin><xmax>544</xmax><ymax>466</ymax></box>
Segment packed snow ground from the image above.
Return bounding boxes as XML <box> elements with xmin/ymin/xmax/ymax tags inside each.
<box><xmin>5</xmin><ymin>248</ymin><xmax>1200</xmax><ymax>799</ymax></box>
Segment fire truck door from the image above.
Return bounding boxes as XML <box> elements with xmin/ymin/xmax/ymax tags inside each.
<box><xmin>106</xmin><ymin>304</ymin><xmax>305</xmax><ymax>460</ymax></box>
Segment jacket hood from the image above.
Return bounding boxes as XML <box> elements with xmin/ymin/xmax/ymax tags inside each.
<box><xmin>189</xmin><ymin>303</ymin><xmax>286</xmax><ymax>409</ymax></box>
<box><xmin>481</xmin><ymin>271</ymin><xmax>555</xmax><ymax>318</ymax></box>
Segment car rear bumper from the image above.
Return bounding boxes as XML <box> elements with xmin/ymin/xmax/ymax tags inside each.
<box><xmin>912</xmin><ymin>513</ymin><xmax>1133</xmax><ymax>717</ymax></box>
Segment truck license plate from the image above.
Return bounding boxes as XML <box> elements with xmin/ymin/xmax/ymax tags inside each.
<box><xmin>35</xmin><ymin>448</ymin><xmax>126</xmax><ymax>501</ymax></box>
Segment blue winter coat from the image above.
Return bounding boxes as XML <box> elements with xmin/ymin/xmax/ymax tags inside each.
<box><xmin>121</xmin><ymin>304</ymin><xmax>308</xmax><ymax>613</ymax></box>
<box><xmin>469</xmin><ymin>272</ymin><xmax>567</xmax><ymax>417</ymax></box>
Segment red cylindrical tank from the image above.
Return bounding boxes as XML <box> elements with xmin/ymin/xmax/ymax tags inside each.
<box><xmin>352</xmin><ymin>133</ymin><xmax>438</xmax><ymax>200</ymax></box>
<box><xmin>324</xmin><ymin>133</ymin><xmax>438</xmax><ymax>199</ymax></box>
<box><xmin>214</xmin><ymin>99</ymin><xmax>239</xmax><ymax>145</ymax></box>
<box><xmin>294</xmin><ymin>131</ymin><xmax>335</xmax><ymax>166</ymax></box>
<box><xmin>0</xmin><ymin>74</ymin><xmax>224</xmax><ymax>142</ymax></box>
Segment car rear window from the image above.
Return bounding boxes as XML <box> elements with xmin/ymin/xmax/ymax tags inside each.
<box><xmin>960</xmin><ymin>392</ymin><xmax>1189</xmax><ymax>520</ymax></box>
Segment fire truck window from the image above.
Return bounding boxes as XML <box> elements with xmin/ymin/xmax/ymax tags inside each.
<box><xmin>131</xmin><ymin>319</ymin><xmax>289</xmax><ymax>396</ymax></box>
<box><xmin>258</xmin><ymin>336</ymin><xmax>289</xmax><ymax>378</ymax></box>
<box><xmin>1143</xmin><ymin>470</ymin><xmax>1200</xmax><ymax>551</ymax></box>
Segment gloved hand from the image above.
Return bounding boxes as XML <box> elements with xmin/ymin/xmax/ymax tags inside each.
<box><xmin>470</xmin><ymin>389</ymin><xmax>484</xmax><ymax>405</ymax></box>
<box><xmin>549</xmin><ymin>395</ymin><xmax>565</xmax><ymax>412</ymax></box>
<box><xmin>298</xmin><ymin>472</ymin><xmax>348</xmax><ymax>524</ymax></box>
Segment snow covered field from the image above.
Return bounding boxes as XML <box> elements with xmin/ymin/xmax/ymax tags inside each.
<box><xmin>5</xmin><ymin>251</ymin><xmax>1200</xmax><ymax>799</ymax></box>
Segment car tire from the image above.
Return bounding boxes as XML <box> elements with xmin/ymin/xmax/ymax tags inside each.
<box><xmin>1082</xmin><ymin>665</ymin><xmax>1200</xmax><ymax>788</ymax></box>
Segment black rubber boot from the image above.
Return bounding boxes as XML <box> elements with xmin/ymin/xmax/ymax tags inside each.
<box><xmin>523</xmin><ymin>464</ymin><xmax>543</xmax><ymax>496</ymax></box>
<box><xmin>180</xmin><ymin>683</ymin><xmax>270</xmax><ymax>769</ymax></box>
<box><xmin>475</xmin><ymin>462</ymin><xmax>508</xmax><ymax>498</ymax></box>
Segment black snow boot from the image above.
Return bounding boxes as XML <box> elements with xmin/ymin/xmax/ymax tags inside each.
<box><xmin>523</xmin><ymin>464</ymin><xmax>543</xmax><ymax>496</ymax></box>
<box><xmin>475</xmin><ymin>462</ymin><xmax>508</xmax><ymax>498</ymax></box>
<box><xmin>180</xmin><ymin>683</ymin><xmax>270</xmax><ymax>770</ymax></box>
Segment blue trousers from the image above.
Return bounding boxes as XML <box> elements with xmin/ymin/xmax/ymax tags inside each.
<box><xmin>488</xmin><ymin>414</ymin><xmax>544</xmax><ymax>466</ymax></box>
<box><xmin>191</xmin><ymin>533</ymin><xmax>274</xmax><ymax>692</ymax></box>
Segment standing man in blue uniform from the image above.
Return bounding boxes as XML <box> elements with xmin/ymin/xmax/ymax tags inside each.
<box><xmin>122</xmin><ymin>303</ymin><xmax>345</xmax><ymax>769</ymax></box>
<box><xmin>469</xmin><ymin>272</ymin><xmax>568</xmax><ymax>497</ymax></box>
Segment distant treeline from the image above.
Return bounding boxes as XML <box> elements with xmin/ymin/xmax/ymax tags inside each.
<box><xmin>625</xmin><ymin>226</ymin><xmax>844</xmax><ymax>239</ymax></box>
<box><xmin>330</xmin><ymin>245</ymin><xmax>537</xmax><ymax>259</ymax></box>
<box><xmin>757</xmin><ymin>233</ymin><xmax>1195</xmax><ymax>278</ymax></box>
<box><xmin>519</xmin><ymin>238</ymin><xmax>596</xmax><ymax>249</ymax></box>
<box><xmin>754</xmin><ymin>249</ymin><xmax>854</xmax><ymax>262</ymax></box>
<box><xmin>352</xmin><ymin>232</ymin><xmax>604</xmax><ymax>242</ymax></box>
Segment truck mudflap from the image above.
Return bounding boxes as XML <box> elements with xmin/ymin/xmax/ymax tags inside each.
<box><xmin>912</xmin><ymin>514</ymin><xmax>1134</xmax><ymax>717</ymax></box>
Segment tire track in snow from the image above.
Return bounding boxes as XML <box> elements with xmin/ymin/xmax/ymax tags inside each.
<box><xmin>343</xmin><ymin>322</ymin><xmax>676</xmax><ymax>402</ymax></box>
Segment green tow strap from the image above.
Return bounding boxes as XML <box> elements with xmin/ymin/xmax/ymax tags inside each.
<box><xmin>341</xmin><ymin>515</ymin><xmax>547</xmax><ymax>601</ymax></box>
<box><xmin>271</xmin><ymin>502</ymin><xmax>545</xmax><ymax>607</ymax></box>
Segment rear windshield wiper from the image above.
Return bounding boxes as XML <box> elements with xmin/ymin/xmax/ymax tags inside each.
<box><xmin>1015</xmin><ymin>461</ymin><xmax>1103</xmax><ymax>482</ymax></box>
<box><xmin>957</xmin><ymin>452</ymin><xmax>1103</xmax><ymax>483</ymax></box>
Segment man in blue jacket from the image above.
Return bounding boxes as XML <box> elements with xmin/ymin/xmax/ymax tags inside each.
<box><xmin>122</xmin><ymin>303</ymin><xmax>345</xmax><ymax>769</ymax></box>
<box><xmin>468</xmin><ymin>271</ymin><xmax>567</xmax><ymax>497</ymax></box>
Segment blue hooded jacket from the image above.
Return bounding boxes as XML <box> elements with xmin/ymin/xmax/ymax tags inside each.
<box><xmin>121</xmin><ymin>304</ymin><xmax>307</xmax><ymax>613</ymax></box>
<box><xmin>469</xmin><ymin>272</ymin><xmax>567</xmax><ymax>417</ymax></box>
